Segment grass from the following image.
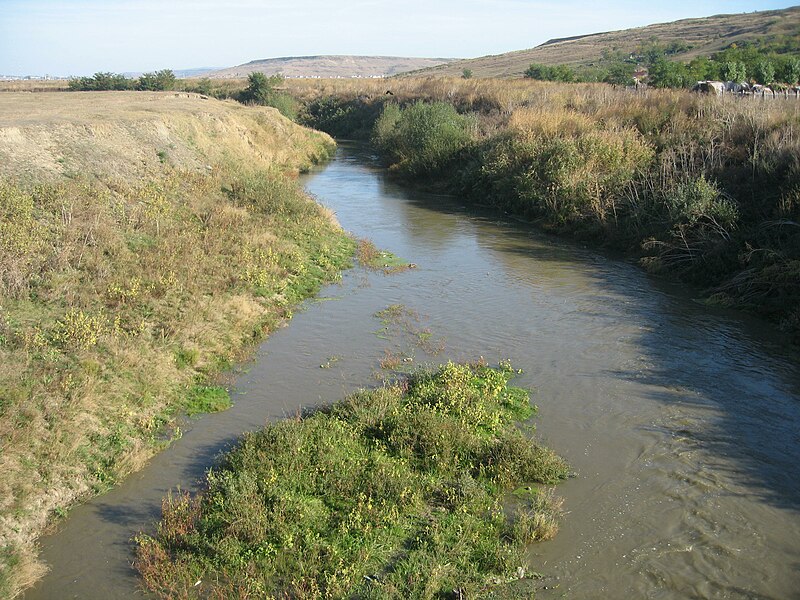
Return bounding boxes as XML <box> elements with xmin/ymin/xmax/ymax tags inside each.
<box><xmin>135</xmin><ymin>362</ymin><xmax>570</xmax><ymax>599</ymax></box>
<box><xmin>291</xmin><ymin>77</ymin><xmax>800</xmax><ymax>343</ymax></box>
<box><xmin>184</xmin><ymin>386</ymin><xmax>232</xmax><ymax>417</ymax></box>
<box><xmin>0</xmin><ymin>92</ymin><xmax>354</xmax><ymax>598</ymax></box>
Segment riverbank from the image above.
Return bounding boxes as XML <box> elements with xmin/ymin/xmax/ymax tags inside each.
<box><xmin>290</xmin><ymin>78</ymin><xmax>800</xmax><ymax>343</ymax></box>
<box><xmin>136</xmin><ymin>362</ymin><xmax>569</xmax><ymax>598</ymax></box>
<box><xmin>0</xmin><ymin>92</ymin><xmax>354</xmax><ymax>598</ymax></box>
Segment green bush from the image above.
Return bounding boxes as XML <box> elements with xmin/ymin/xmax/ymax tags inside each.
<box><xmin>137</xmin><ymin>69</ymin><xmax>176</xmax><ymax>91</ymax></box>
<box><xmin>373</xmin><ymin>101</ymin><xmax>475</xmax><ymax>176</ymax></box>
<box><xmin>68</xmin><ymin>72</ymin><xmax>134</xmax><ymax>91</ymax></box>
<box><xmin>238</xmin><ymin>72</ymin><xmax>298</xmax><ymax>120</ymax></box>
<box><xmin>524</xmin><ymin>62</ymin><xmax>576</xmax><ymax>82</ymax></box>
<box><xmin>468</xmin><ymin>125</ymin><xmax>653</xmax><ymax>227</ymax></box>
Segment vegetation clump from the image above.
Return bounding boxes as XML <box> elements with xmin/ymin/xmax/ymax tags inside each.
<box><xmin>237</xmin><ymin>72</ymin><xmax>299</xmax><ymax>120</ymax></box>
<box><xmin>68</xmin><ymin>69</ymin><xmax>177</xmax><ymax>91</ymax></box>
<box><xmin>356</xmin><ymin>239</ymin><xmax>413</xmax><ymax>273</ymax></box>
<box><xmin>135</xmin><ymin>362</ymin><xmax>569</xmax><ymax>599</ymax></box>
<box><xmin>373</xmin><ymin>101</ymin><xmax>475</xmax><ymax>177</ymax></box>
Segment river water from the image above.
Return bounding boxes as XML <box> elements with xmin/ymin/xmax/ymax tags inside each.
<box><xmin>25</xmin><ymin>144</ymin><xmax>800</xmax><ymax>599</ymax></box>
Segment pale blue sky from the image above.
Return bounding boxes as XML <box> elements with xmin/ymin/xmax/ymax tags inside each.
<box><xmin>1</xmin><ymin>0</ymin><xmax>797</xmax><ymax>76</ymax></box>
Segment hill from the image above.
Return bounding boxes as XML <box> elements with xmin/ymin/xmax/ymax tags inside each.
<box><xmin>408</xmin><ymin>6</ymin><xmax>800</xmax><ymax>78</ymax></box>
<box><xmin>206</xmin><ymin>55</ymin><xmax>457</xmax><ymax>79</ymax></box>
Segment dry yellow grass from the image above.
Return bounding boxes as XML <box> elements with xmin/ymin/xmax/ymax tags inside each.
<box><xmin>0</xmin><ymin>91</ymin><xmax>333</xmax><ymax>180</ymax></box>
<box><xmin>0</xmin><ymin>80</ymin><xmax>69</xmax><ymax>93</ymax></box>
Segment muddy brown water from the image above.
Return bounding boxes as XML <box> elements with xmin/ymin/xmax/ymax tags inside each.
<box><xmin>25</xmin><ymin>143</ymin><xmax>800</xmax><ymax>599</ymax></box>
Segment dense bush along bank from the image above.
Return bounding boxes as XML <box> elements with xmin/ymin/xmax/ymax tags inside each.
<box><xmin>0</xmin><ymin>97</ymin><xmax>352</xmax><ymax>598</ymax></box>
<box><xmin>136</xmin><ymin>362</ymin><xmax>570</xmax><ymax>599</ymax></box>
<box><xmin>291</xmin><ymin>78</ymin><xmax>800</xmax><ymax>341</ymax></box>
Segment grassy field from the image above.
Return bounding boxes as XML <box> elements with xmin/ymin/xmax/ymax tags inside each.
<box><xmin>289</xmin><ymin>77</ymin><xmax>800</xmax><ymax>341</ymax></box>
<box><xmin>136</xmin><ymin>362</ymin><xmax>569</xmax><ymax>599</ymax></box>
<box><xmin>0</xmin><ymin>92</ymin><xmax>354</xmax><ymax>598</ymax></box>
<box><xmin>407</xmin><ymin>6</ymin><xmax>800</xmax><ymax>78</ymax></box>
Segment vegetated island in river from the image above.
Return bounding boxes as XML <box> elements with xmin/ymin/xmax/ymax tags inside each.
<box><xmin>287</xmin><ymin>77</ymin><xmax>799</xmax><ymax>343</ymax></box>
<box><xmin>0</xmin><ymin>91</ymin><xmax>354</xmax><ymax>598</ymax></box>
<box><xmin>136</xmin><ymin>361</ymin><xmax>569</xmax><ymax>598</ymax></box>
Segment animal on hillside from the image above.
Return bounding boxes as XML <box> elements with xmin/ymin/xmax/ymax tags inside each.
<box><xmin>691</xmin><ymin>81</ymin><xmax>725</xmax><ymax>95</ymax></box>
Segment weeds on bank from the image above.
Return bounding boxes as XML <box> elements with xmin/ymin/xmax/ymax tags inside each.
<box><xmin>0</xmin><ymin>164</ymin><xmax>355</xmax><ymax>592</ymax></box>
<box><xmin>135</xmin><ymin>362</ymin><xmax>570</xmax><ymax>599</ymax></box>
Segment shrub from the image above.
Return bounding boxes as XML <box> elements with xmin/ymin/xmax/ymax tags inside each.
<box><xmin>67</xmin><ymin>72</ymin><xmax>134</xmax><ymax>91</ymax></box>
<box><xmin>372</xmin><ymin>101</ymin><xmax>476</xmax><ymax>176</ymax></box>
<box><xmin>137</xmin><ymin>69</ymin><xmax>176</xmax><ymax>91</ymax></box>
<box><xmin>239</xmin><ymin>72</ymin><xmax>282</xmax><ymax>105</ymax></box>
<box><xmin>238</xmin><ymin>72</ymin><xmax>298</xmax><ymax>119</ymax></box>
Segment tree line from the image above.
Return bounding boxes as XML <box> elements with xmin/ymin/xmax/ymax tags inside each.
<box><xmin>525</xmin><ymin>39</ymin><xmax>800</xmax><ymax>88</ymax></box>
<box><xmin>68</xmin><ymin>69</ymin><xmax>177</xmax><ymax>91</ymax></box>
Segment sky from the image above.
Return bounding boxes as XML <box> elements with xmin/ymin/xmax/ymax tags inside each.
<box><xmin>1</xmin><ymin>0</ymin><xmax>797</xmax><ymax>76</ymax></box>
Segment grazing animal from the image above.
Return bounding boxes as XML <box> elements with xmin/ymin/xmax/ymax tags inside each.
<box><xmin>692</xmin><ymin>81</ymin><xmax>725</xmax><ymax>95</ymax></box>
<box><xmin>752</xmin><ymin>84</ymin><xmax>775</xmax><ymax>97</ymax></box>
<box><xmin>724</xmin><ymin>81</ymin><xmax>750</xmax><ymax>95</ymax></box>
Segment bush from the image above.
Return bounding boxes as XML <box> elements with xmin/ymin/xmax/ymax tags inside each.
<box><xmin>238</xmin><ymin>72</ymin><xmax>298</xmax><ymax>119</ymax></box>
<box><xmin>239</xmin><ymin>72</ymin><xmax>278</xmax><ymax>104</ymax></box>
<box><xmin>67</xmin><ymin>72</ymin><xmax>134</xmax><ymax>91</ymax></box>
<box><xmin>372</xmin><ymin>101</ymin><xmax>475</xmax><ymax>176</ymax></box>
<box><xmin>137</xmin><ymin>69</ymin><xmax>176</xmax><ymax>91</ymax></box>
<box><xmin>524</xmin><ymin>62</ymin><xmax>576</xmax><ymax>82</ymax></box>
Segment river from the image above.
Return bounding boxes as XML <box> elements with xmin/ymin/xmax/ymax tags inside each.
<box><xmin>25</xmin><ymin>143</ymin><xmax>800</xmax><ymax>599</ymax></box>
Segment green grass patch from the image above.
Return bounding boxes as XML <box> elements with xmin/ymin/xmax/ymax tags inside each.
<box><xmin>183</xmin><ymin>385</ymin><xmax>232</xmax><ymax>417</ymax></box>
<box><xmin>135</xmin><ymin>362</ymin><xmax>569</xmax><ymax>598</ymax></box>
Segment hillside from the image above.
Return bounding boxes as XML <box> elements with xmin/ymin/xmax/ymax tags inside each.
<box><xmin>206</xmin><ymin>55</ymin><xmax>457</xmax><ymax>79</ymax></box>
<box><xmin>408</xmin><ymin>6</ymin><xmax>800</xmax><ymax>78</ymax></box>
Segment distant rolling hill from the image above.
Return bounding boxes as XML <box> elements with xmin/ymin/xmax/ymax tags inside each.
<box><xmin>206</xmin><ymin>55</ymin><xmax>457</xmax><ymax>79</ymax></box>
<box><xmin>408</xmin><ymin>6</ymin><xmax>800</xmax><ymax>78</ymax></box>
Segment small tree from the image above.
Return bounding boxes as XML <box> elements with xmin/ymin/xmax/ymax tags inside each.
<box><xmin>603</xmin><ymin>60</ymin><xmax>636</xmax><ymax>86</ymax></box>
<box><xmin>721</xmin><ymin>61</ymin><xmax>747</xmax><ymax>83</ymax></box>
<box><xmin>755</xmin><ymin>61</ymin><xmax>776</xmax><ymax>86</ymax></box>
<box><xmin>524</xmin><ymin>63</ymin><xmax>552</xmax><ymax>80</ymax></box>
<box><xmin>782</xmin><ymin>58</ymin><xmax>800</xmax><ymax>85</ymax></box>
<box><xmin>138</xmin><ymin>69</ymin><xmax>176</xmax><ymax>91</ymax></box>
<box><xmin>240</xmin><ymin>72</ymin><xmax>284</xmax><ymax>105</ymax></box>
<box><xmin>462</xmin><ymin>68</ymin><xmax>473</xmax><ymax>80</ymax></box>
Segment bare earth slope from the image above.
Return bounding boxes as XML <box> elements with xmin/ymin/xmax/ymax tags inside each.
<box><xmin>0</xmin><ymin>91</ymin><xmax>332</xmax><ymax>180</ymax></box>
<box><xmin>409</xmin><ymin>6</ymin><xmax>800</xmax><ymax>78</ymax></box>
<box><xmin>207</xmin><ymin>55</ymin><xmax>457</xmax><ymax>79</ymax></box>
